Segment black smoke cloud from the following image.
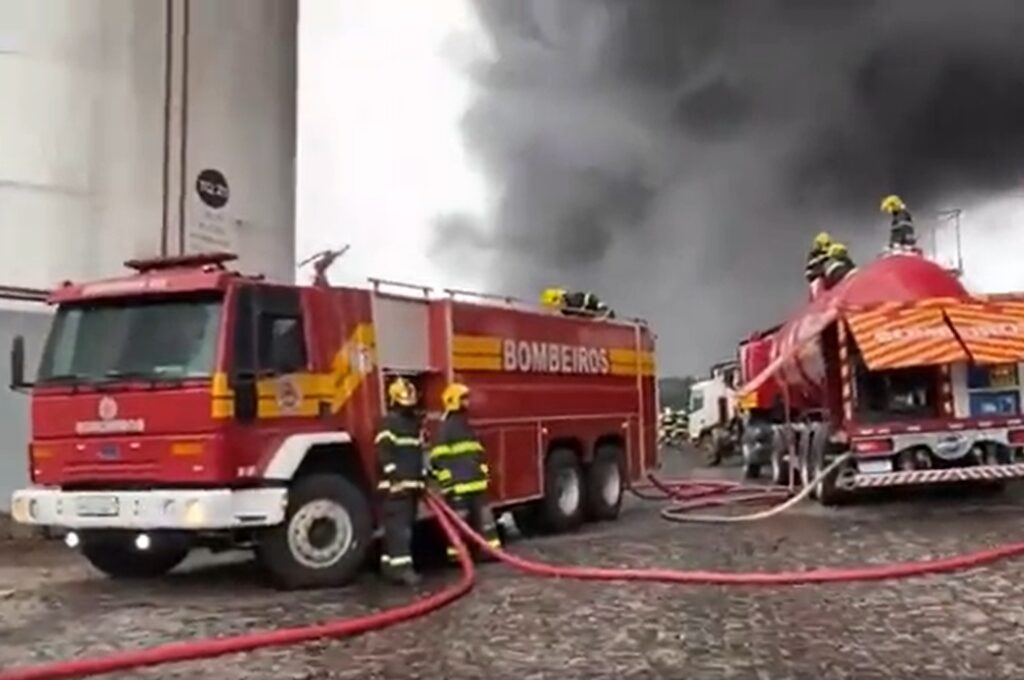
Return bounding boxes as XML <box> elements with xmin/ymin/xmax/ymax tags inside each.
<box><xmin>432</xmin><ymin>0</ymin><xmax>1024</xmax><ymax>374</ymax></box>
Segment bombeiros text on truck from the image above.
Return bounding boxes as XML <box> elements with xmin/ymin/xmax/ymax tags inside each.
<box><xmin>8</xmin><ymin>252</ymin><xmax>657</xmax><ymax>589</ymax></box>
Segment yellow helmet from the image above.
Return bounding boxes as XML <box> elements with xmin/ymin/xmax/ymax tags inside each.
<box><xmin>814</xmin><ymin>231</ymin><xmax>832</xmax><ymax>248</ymax></box>
<box><xmin>880</xmin><ymin>194</ymin><xmax>905</xmax><ymax>214</ymax></box>
<box><xmin>540</xmin><ymin>287</ymin><xmax>567</xmax><ymax>308</ymax></box>
<box><xmin>827</xmin><ymin>242</ymin><xmax>848</xmax><ymax>258</ymax></box>
<box><xmin>386</xmin><ymin>377</ymin><xmax>417</xmax><ymax>407</ymax></box>
<box><xmin>441</xmin><ymin>382</ymin><xmax>470</xmax><ymax>412</ymax></box>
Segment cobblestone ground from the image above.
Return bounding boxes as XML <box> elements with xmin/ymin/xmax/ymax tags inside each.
<box><xmin>6</xmin><ymin>450</ymin><xmax>1024</xmax><ymax>679</ymax></box>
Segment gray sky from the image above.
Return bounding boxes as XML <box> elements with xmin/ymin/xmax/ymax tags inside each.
<box><xmin>297</xmin><ymin>0</ymin><xmax>1024</xmax><ymax>377</ymax></box>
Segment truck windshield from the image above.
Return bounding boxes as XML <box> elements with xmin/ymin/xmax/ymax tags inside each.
<box><xmin>36</xmin><ymin>295</ymin><xmax>223</xmax><ymax>384</ymax></box>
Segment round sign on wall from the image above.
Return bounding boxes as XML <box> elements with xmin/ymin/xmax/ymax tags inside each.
<box><xmin>196</xmin><ymin>169</ymin><xmax>230</xmax><ymax>210</ymax></box>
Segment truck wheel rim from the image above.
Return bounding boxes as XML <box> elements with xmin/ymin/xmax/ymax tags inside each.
<box><xmin>601</xmin><ymin>463</ymin><xmax>621</xmax><ymax>506</ymax></box>
<box><xmin>288</xmin><ymin>499</ymin><xmax>353</xmax><ymax>569</ymax></box>
<box><xmin>558</xmin><ymin>470</ymin><xmax>581</xmax><ymax>516</ymax></box>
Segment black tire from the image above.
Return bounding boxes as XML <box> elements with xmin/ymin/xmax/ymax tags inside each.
<box><xmin>699</xmin><ymin>432</ymin><xmax>722</xmax><ymax>467</ymax></box>
<box><xmin>256</xmin><ymin>473</ymin><xmax>372</xmax><ymax>590</ymax></box>
<box><xmin>810</xmin><ymin>428</ymin><xmax>850</xmax><ymax>507</ymax></box>
<box><xmin>511</xmin><ymin>504</ymin><xmax>543</xmax><ymax>537</ymax></box>
<box><xmin>798</xmin><ymin>430</ymin><xmax>817</xmax><ymax>499</ymax></box>
<box><xmin>586</xmin><ymin>443</ymin><xmax>625</xmax><ymax>521</ymax></box>
<box><xmin>771</xmin><ymin>448</ymin><xmax>789</xmax><ymax>486</ymax></box>
<box><xmin>743</xmin><ymin>463</ymin><xmax>762</xmax><ymax>480</ymax></box>
<box><xmin>80</xmin><ymin>532</ymin><xmax>190</xmax><ymax>579</ymax></box>
<box><xmin>540</xmin><ymin>447</ymin><xmax>585</xmax><ymax>533</ymax></box>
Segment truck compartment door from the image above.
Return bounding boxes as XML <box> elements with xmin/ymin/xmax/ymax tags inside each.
<box><xmin>373</xmin><ymin>295</ymin><xmax>431</xmax><ymax>372</ymax></box>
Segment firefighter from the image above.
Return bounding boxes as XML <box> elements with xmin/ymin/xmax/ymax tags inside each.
<box><xmin>430</xmin><ymin>382</ymin><xmax>501</xmax><ymax>561</ymax></box>
<box><xmin>540</xmin><ymin>287</ymin><xmax>614</xmax><ymax>318</ymax></box>
<box><xmin>375</xmin><ymin>377</ymin><xmax>427</xmax><ymax>586</ymax></box>
<box><xmin>805</xmin><ymin>232</ymin><xmax>832</xmax><ymax>284</ymax></box>
<box><xmin>822</xmin><ymin>242</ymin><xmax>856</xmax><ymax>290</ymax></box>
<box><xmin>880</xmin><ymin>194</ymin><xmax>918</xmax><ymax>250</ymax></box>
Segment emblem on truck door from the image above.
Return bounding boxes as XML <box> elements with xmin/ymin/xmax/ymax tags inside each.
<box><xmin>275</xmin><ymin>377</ymin><xmax>302</xmax><ymax>413</ymax></box>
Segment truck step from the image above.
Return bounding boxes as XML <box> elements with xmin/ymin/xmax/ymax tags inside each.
<box><xmin>853</xmin><ymin>462</ymin><xmax>1024</xmax><ymax>489</ymax></box>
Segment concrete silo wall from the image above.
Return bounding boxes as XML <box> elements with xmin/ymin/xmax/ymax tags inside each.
<box><xmin>0</xmin><ymin>0</ymin><xmax>298</xmax><ymax>511</ymax></box>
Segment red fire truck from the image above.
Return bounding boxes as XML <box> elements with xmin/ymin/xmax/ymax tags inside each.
<box><xmin>8</xmin><ymin>253</ymin><xmax>657</xmax><ymax>589</ymax></box>
<box><xmin>735</xmin><ymin>252</ymin><xmax>1024</xmax><ymax>504</ymax></box>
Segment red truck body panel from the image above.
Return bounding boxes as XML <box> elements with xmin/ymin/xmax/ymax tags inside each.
<box><xmin>28</xmin><ymin>264</ymin><xmax>656</xmax><ymax>511</ymax></box>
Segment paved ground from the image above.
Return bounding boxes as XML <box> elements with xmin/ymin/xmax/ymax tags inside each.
<box><xmin>5</xmin><ymin>450</ymin><xmax>1024</xmax><ymax>679</ymax></box>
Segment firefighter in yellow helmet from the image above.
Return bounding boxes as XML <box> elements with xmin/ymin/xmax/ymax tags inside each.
<box><xmin>540</xmin><ymin>287</ymin><xmax>614</xmax><ymax>318</ymax></box>
<box><xmin>822</xmin><ymin>242</ymin><xmax>857</xmax><ymax>290</ymax></box>
<box><xmin>430</xmin><ymin>382</ymin><xmax>501</xmax><ymax>560</ymax></box>
<box><xmin>880</xmin><ymin>194</ymin><xmax>917</xmax><ymax>250</ymax></box>
<box><xmin>374</xmin><ymin>377</ymin><xmax>427</xmax><ymax>586</ymax></box>
<box><xmin>805</xmin><ymin>231</ymin><xmax>832</xmax><ymax>285</ymax></box>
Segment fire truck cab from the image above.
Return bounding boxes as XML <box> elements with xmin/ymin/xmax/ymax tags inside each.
<box><xmin>9</xmin><ymin>253</ymin><xmax>657</xmax><ymax>589</ymax></box>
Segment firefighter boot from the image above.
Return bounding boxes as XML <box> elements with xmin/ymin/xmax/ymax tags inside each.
<box><xmin>383</xmin><ymin>563</ymin><xmax>422</xmax><ymax>586</ymax></box>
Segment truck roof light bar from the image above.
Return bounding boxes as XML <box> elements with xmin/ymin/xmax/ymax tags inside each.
<box><xmin>124</xmin><ymin>252</ymin><xmax>238</xmax><ymax>273</ymax></box>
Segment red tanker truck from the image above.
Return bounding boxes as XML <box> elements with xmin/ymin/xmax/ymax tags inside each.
<box><xmin>8</xmin><ymin>253</ymin><xmax>657</xmax><ymax>588</ymax></box>
<box><xmin>734</xmin><ymin>252</ymin><xmax>1024</xmax><ymax>504</ymax></box>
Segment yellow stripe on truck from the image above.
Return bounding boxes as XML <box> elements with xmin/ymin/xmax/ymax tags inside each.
<box><xmin>454</xmin><ymin>334</ymin><xmax>656</xmax><ymax>377</ymax></box>
<box><xmin>210</xmin><ymin>323</ymin><xmax>376</xmax><ymax>419</ymax></box>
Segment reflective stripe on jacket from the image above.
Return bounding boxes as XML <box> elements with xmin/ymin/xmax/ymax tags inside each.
<box><xmin>375</xmin><ymin>410</ymin><xmax>426</xmax><ymax>494</ymax></box>
<box><xmin>430</xmin><ymin>412</ymin><xmax>488</xmax><ymax>496</ymax></box>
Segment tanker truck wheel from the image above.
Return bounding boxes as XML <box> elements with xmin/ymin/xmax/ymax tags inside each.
<box><xmin>539</xmin><ymin>447</ymin><xmax>585</xmax><ymax>533</ymax></box>
<box><xmin>256</xmin><ymin>473</ymin><xmax>372</xmax><ymax>590</ymax></box>
<box><xmin>698</xmin><ymin>432</ymin><xmax>722</xmax><ymax>467</ymax></box>
<box><xmin>586</xmin><ymin>443</ymin><xmax>625</xmax><ymax>521</ymax></box>
<box><xmin>808</xmin><ymin>429</ymin><xmax>852</xmax><ymax>507</ymax></box>
<box><xmin>80</xmin><ymin>531</ymin><xmax>190</xmax><ymax>579</ymax></box>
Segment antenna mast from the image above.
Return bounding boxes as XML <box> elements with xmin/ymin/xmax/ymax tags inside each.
<box><xmin>936</xmin><ymin>208</ymin><xmax>964</xmax><ymax>276</ymax></box>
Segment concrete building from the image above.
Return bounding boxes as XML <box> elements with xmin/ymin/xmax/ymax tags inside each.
<box><xmin>0</xmin><ymin>0</ymin><xmax>298</xmax><ymax>509</ymax></box>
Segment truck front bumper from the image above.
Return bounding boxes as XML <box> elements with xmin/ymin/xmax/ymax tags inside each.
<box><xmin>10</xmin><ymin>487</ymin><xmax>287</xmax><ymax>531</ymax></box>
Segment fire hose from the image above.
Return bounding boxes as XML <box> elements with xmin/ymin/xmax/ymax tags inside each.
<box><xmin>0</xmin><ymin>501</ymin><xmax>475</xmax><ymax>680</ymax></box>
<box><xmin>651</xmin><ymin>453</ymin><xmax>851</xmax><ymax>523</ymax></box>
<box><xmin>9</xmin><ymin>460</ymin><xmax>1024</xmax><ymax>679</ymax></box>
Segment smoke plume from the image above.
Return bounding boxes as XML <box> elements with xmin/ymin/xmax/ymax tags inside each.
<box><xmin>434</xmin><ymin>0</ymin><xmax>1024</xmax><ymax>374</ymax></box>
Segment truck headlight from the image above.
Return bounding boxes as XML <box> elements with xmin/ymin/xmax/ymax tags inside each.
<box><xmin>10</xmin><ymin>497</ymin><xmax>36</xmax><ymax>524</ymax></box>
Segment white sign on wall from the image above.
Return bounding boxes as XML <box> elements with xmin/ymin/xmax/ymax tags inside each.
<box><xmin>186</xmin><ymin>168</ymin><xmax>240</xmax><ymax>254</ymax></box>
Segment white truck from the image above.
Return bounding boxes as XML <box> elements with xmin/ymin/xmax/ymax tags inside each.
<box><xmin>687</xmin><ymin>361</ymin><xmax>745</xmax><ymax>467</ymax></box>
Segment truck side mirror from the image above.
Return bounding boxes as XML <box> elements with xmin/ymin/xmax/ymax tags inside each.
<box><xmin>9</xmin><ymin>335</ymin><xmax>29</xmax><ymax>392</ymax></box>
<box><xmin>231</xmin><ymin>372</ymin><xmax>258</xmax><ymax>422</ymax></box>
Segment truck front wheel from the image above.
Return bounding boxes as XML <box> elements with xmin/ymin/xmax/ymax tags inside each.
<box><xmin>80</xmin><ymin>532</ymin><xmax>190</xmax><ymax>579</ymax></box>
<box><xmin>586</xmin><ymin>443</ymin><xmax>625</xmax><ymax>521</ymax></box>
<box><xmin>256</xmin><ymin>473</ymin><xmax>372</xmax><ymax>590</ymax></box>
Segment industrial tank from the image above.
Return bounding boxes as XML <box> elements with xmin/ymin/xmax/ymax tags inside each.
<box><xmin>769</xmin><ymin>254</ymin><xmax>970</xmax><ymax>401</ymax></box>
<box><xmin>0</xmin><ymin>0</ymin><xmax>298</xmax><ymax>510</ymax></box>
<box><xmin>0</xmin><ymin>0</ymin><xmax>297</xmax><ymax>289</ymax></box>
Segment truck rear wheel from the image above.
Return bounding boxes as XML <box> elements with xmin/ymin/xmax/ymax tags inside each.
<box><xmin>698</xmin><ymin>432</ymin><xmax>722</xmax><ymax>467</ymax></box>
<box><xmin>540</xmin><ymin>448</ymin><xmax>585</xmax><ymax>533</ymax></box>
<box><xmin>81</xmin><ymin>532</ymin><xmax>190</xmax><ymax>579</ymax></box>
<box><xmin>256</xmin><ymin>473</ymin><xmax>372</xmax><ymax>590</ymax></box>
<box><xmin>586</xmin><ymin>443</ymin><xmax>625</xmax><ymax>521</ymax></box>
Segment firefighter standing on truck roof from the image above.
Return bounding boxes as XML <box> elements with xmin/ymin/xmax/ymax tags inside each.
<box><xmin>822</xmin><ymin>242</ymin><xmax>857</xmax><ymax>290</ymax></box>
<box><xmin>541</xmin><ymin>287</ymin><xmax>614</xmax><ymax>318</ymax></box>
<box><xmin>375</xmin><ymin>377</ymin><xmax>427</xmax><ymax>586</ymax></box>
<box><xmin>431</xmin><ymin>383</ymin><xmax>502</xmax><ymax>561</ymax></box>
<box><xmin>880</xmin><ymin>194</ymin><xmax>918</xmax><ymax>250</ymax></box>
<box><xmin>805</xmin><ymin>232</ymin><xmax>832</xmax><ymax>285</ymax></box>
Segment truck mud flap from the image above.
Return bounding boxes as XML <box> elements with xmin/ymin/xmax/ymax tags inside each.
<box><xmin>853</xmin><ymin>462</ymin><xmax>1024</xmax><ymax>489</ymax></box>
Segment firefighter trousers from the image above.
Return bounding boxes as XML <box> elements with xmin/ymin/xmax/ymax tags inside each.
<box><xmin>380</xmin><ymin>491</ymin><xmax>419</xmax><ymax>576</ymax></box>
<box><xmin>444</xmin><ymin>491</ymin><xmax>501</xmax><ymax>561</ymax></box>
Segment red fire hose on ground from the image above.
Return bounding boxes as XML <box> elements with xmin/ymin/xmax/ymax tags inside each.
<box><xmin>9</xmin><ymin>463</ymin><xmax>1024</xmax><ymax>679</ymax></box>
<box><xmin>0</xmin><ymin>501</ymin><xmax>475</xmax><ymax>680</ymax></box>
